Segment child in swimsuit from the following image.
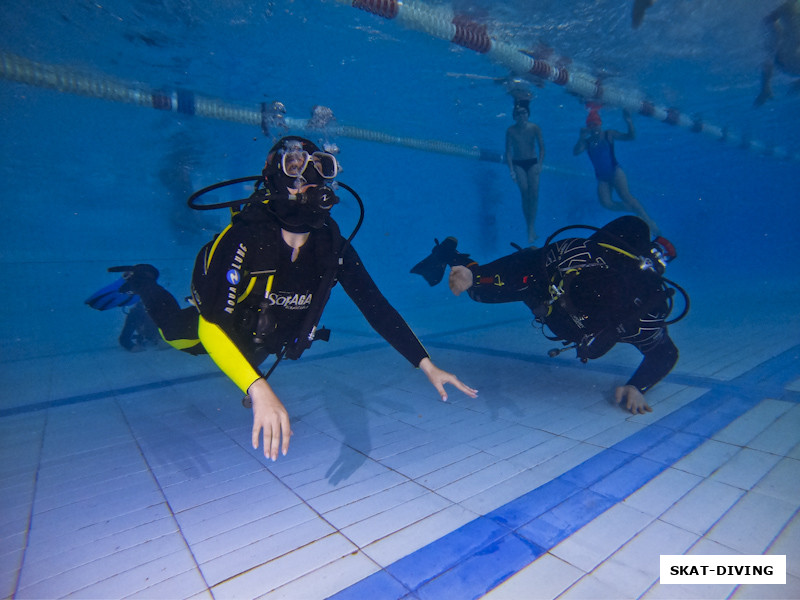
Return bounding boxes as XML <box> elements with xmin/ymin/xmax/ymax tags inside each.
<box><xmin>505</xmin><ymin>100</ymin><xmax>546</xmax><ymax>244</ymax></box>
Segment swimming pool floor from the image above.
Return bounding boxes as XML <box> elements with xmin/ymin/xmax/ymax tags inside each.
<box><xmin>2</xmin><ymin>285</ymin><xmax>799</xmax><ymax>599</ymax></box>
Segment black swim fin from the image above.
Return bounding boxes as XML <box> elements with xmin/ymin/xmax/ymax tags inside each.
<box><xmin>410</xmin><ymin>237</ymin><xmax>461</xmax><ymax>286</ymax></box>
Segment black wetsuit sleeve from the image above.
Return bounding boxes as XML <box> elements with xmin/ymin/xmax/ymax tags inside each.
<box><xmin>625</xmin><ymin>333</ymin><xmax>678</xmax><ymax>394</ymax></box>
<box><xmin>338</xmin><ymin>245</ymin><xmax>429</xmax><ymax>367</ymax></box>
<box><xmin>466</xmin><ymin>248</ymin><xmax>544</xmax><ymax>305</ymax></box>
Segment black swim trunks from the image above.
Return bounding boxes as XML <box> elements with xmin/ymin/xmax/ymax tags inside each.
<box><xmin>512</xmin><ymin>158</ymin><xmax>538</xmax><ymax>170</ymax></box>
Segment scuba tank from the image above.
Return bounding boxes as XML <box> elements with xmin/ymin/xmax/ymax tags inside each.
<box><xmin>538</xmin><ymin>217</ymin><xmax>689</xmax><ymax>362</ymax></box>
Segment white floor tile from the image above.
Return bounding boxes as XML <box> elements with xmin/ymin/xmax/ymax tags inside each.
<box><xmin>673</xmin><ymin>438</ymin><xmax>741</xmax><ymax>478</ymax></box>
<box><xmin>712</xmin><ymin>398</ymin><xmax>795</xmax><ymax>447</ymax></box>
<box><xmin>199</xmin><ymin>516</ymin><xmax>335</xmax><ymax>587</ymax></box>
<box><xmin>340</xmin><ymin>493</ymin><xmax>452</xmax><ymax>548</ymax></box>
<box><xmin>660</xmin><ymin>479</ymin><xmax>745</xmax><ymax>536</ymax></box>
<box><xmin>743</xmin><ymin>404</ymin><xmax>800</xmax><ymax>456</ymax></box>
<box><xmin>212</xmin><ymin>533</ymin><xmax>358</xmax><ymax>599</ymax></box>
<box><xmin>557</xmin><ymin>572</ymin><xmax>632</xmax><ymax>600</ymax></box>
<box><xmin>483</xmin><ymin>553</ymin><xmax>585</xmax><ymax>600</ymax></box>
<box><xmin>706</xmin><ymin>491</ymin><xmax>797</xmax><ymax>555</ymax></box>
<box><xmin>624</xmin><ymin>467</ymin><xmax>703</xmax><ymax>517</ymax></box>
<box><xmin>17</xmin><ymin>534</ymin><xmax>192</xmax><ymax>599</ymax></box>
<box><xmin>593</xmin><ymin>520</ymin><xmax>699</xmax><ymax>598</ymax></box>
<box><xmin>710</xmin><ymin>447</ymin><xmax>783</xmax><ymax>491</ymax></box>
<box><xmin>767</xmin><ymin>512</ymin><xmax>800</xmax><ymax>578</ymax></box>
<box><xmin>322</xmin><ymin>480</ymin><xmax>428</xmax><ymax>529</ymax></box>
<box><xmin>362</xmin><ymin>504</ymin><xmax>478</xmax><ymax>567</ymax></box>
<box><xmin>260</xmin><ymin>550</ymin><xmax>379</xmax><ymax>600</ymax></box>
<box><xmin>551</xmin><ymin>503</ymin><xmax>654</xmax><ymax>572</ymax></box>
<box><xmin>752</xmin><ymin>457</ymin><xmax>800</xmax><ymax>504</ymax></box>
<box><xmin>731</xmin><ymin>573</ymin><xmax>800</xmax><ymax>600</ymax></box>
<box><xmin>434</xmin><ymin>458</ymin><xmax>524</xmax><ymax>503</ymax></box>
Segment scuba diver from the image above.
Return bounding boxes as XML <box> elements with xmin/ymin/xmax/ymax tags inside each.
<box><xmin>88</xmin><ymin>136</ymin><xmax>477</xmax><ymax>461</ymax></box>
<box><xmin>411</xmin><ymin>216</ymin><xmax>687</xmax><ymax>415</ymax></box>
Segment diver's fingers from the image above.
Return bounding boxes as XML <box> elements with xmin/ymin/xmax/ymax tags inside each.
<box><xmin>449</xmin><ymin>376</ymin><xmax>478</xmax><ymax>398</ymax></box>
<box><xmin>267</xmin><ymin>421</ymin><xmax>281</xmax><ymax>462</ymax></box>
<box><xmin>281</xmin><ymin>417</ymin><xmax>292</xmax><ymax>458</ymax></box>
<box><xmin>436</xmin><ymin>382</ymin><xmax>448</xmax><ymax>402</ymax></box>
<box><xmin>614</xmin><ymin>386</ymin><xmax>625</xmax><ymax>405</ymax></box>
<box><xmin>252</xmin><ymin>421</ymin><xmax>263</xmax><ymax>451</ymax></box>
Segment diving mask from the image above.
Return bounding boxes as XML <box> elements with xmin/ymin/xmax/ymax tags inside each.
<box><xmin>280</xmin><ymin>147</ymin><xmax>339</xmax><ymax>180</ymax></box>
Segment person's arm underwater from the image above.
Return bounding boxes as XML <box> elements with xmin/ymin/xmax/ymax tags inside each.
<box><xmin>533</xmin><ymin>124</ymin><xmax>546</xmax><ymax>173</ymax></box>
<box><xmin>193</xmin><ymin>224</ymin><xmax>293</xmax><ymax>461</ymax></box>
<box><xmin>611</xmin><ymin>109</ymin><xmax>636</xmax><ymax>142</ymax></box>
<box><xmin>197</xmin><ymin>316</ymin><xmax>290</xmax><ymax>460</ymax></box>
<box><xmin>339</xmin><ymin>245</ymin><xmax>477</xmax><ymax>401</ymax></box>
<box><xmin>448</xmin><ymin>247</ymin><xmax>542</xmax><ymax>304</ymax></box>
<box><xmin>573</xmin><ymin>127</ymin><xmax>590</xmax><ymax>155</ymax></box>
<box><xmin>505</xmin><ymin>128</ymin><xmax>517</xmax><ymax>182</ymax></box>
<box><xmin>615</xmin><ymin>333</ymin><xmax>678</xmax><ymax>414</ymax></box>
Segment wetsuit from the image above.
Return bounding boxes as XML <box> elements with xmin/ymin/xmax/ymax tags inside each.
<box><xmin>463</xmin><ymin>217</ymin><xmax>678</xmax><ymax>394</ymax></box>
<box><xmin>587</xmin><ymin>132</ymin><xmax>619</xmax><ymax>183</ymax></box>
<box><xmin>138</xmin><ymin>203</ymin><xmax>429</xmax><ymax>393</ymax></box>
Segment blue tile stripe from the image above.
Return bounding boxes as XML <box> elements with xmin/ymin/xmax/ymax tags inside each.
<box><xmin>0</xmin><ymin>371</ymin><xmax>223</xmax><ymax>418</ymax></box>
<box><xmin>328</xmin><ymin>343</ymin><xmax>800</xmax><ymax>600</ymax></box>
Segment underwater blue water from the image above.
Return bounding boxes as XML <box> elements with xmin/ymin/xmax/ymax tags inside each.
<box><xmin>1</xmin><ymin>0</ymin><xmax>798</xmax><ymax>365</ymax></box>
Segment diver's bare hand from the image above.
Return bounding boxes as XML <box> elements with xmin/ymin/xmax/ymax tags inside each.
<box><xmin>615</xmin><ymin>385</ymin><xmax>652</xmax><ymax>415</ymax></box>
<box><xmin>419</xmin><ymin>357</ymin><xmax>478</xmax><ymax>402</ymax></box>
<box><xmin>249</xmin><ymin>377</ymin><xmax>292</xmax><ymax>460</ymax></box>
<box><xmin>449</xmin><ymin>265</ymin><xmax>474</xmax><ymax>296</ymax></box>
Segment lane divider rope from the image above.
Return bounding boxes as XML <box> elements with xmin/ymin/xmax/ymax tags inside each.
<box><xmin>0</xmin><ymin>50</ymin><xmax>503</xmax><ymax>163</ymax></box>
<box><xmin>343</xmin><ymin>0</ymin><xmax>798</xmax><ymax>162</ymax></box>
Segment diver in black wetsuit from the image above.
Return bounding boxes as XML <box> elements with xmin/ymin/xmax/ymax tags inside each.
<box><xmin>111</xmin><ymin>136</ymin><xmax>477</xmax><ymax>460</ymax></box>
<box><xmin>411</xmin><ymin>216</ymin><xmax>686</xmax><ymax>415</ymax></box>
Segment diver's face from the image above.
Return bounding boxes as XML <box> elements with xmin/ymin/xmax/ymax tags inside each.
<box><xmin>282</xmin><ymin>151</ymin><xmax>307</xmax><ymax>178</ymax></box>
<box><xmin>513</xmin><ymin>109</ymin><xmax>528</xmax><ymax>122</ymax></box>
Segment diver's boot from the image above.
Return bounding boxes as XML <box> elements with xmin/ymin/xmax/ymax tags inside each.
<box><xmin>110</xmin><ymin>264</ymin><xmax>160</xmax><ymax>295</ymax></box>
<box><xmin>108</xmin><ymin>264</ymin><xmax>181</xmax><ymax>322</ymax></box>
<box><xmin>410</xmin><ymin>237</ymin><xmax>469</xmax><ymax>286</ymax></box>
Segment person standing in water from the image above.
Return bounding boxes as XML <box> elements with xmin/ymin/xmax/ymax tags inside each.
<box><xmin>632</xmin><ymin>0</ymin><xmax>657</xmax><ymax>28</ymax></box>
<box><xmin>506</xmin><ymin>99</ymin><xmax>546</xmax><ymax>244</ymax></box>
<box><xmin>755</xmin><ymin>0</ymin><xmax>800</xmax><ymax>106</ymax></box>
<box><xmin>573</xmin><ymin>107</ymin><xmax>660</xmax><ymax>235</ymax></box>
